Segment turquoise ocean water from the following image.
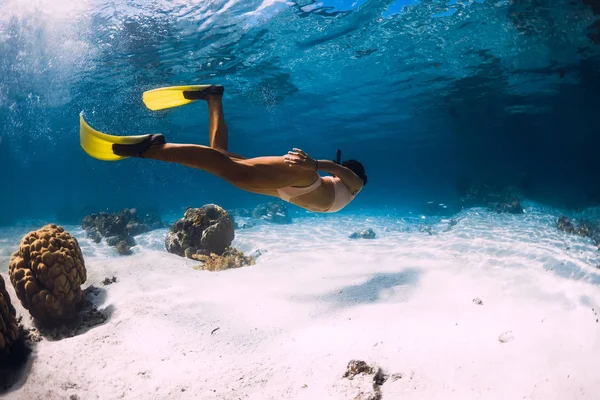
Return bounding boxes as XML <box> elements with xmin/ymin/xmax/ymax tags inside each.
<box><xmin>2</xmin><ymin>3</ymin><xmax>600</xmax><ymax>397</ymax></box>
<box><xmin>1</xmin><ymin>0</ymin><xmax>599</xmax><ymax>225</ymax></box>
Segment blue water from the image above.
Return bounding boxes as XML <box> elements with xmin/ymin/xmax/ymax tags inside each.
<box><xmin>1</xmin><ymin>0</ymin><xmax>600</xmax><ymax>225</ymax></box>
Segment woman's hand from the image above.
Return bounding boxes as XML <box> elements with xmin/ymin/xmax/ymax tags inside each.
<box><xmin>284</xmin><ymin>148</ymin><xmax>318</xmax><ymax>171</ymax></box>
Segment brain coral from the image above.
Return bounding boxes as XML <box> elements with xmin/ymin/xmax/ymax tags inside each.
<box><xmin>0</xmin><ymin>274</ymin><xmax>19</xmax><ymax>353</ymax></box>
<box><xmin>8</xmin><ymin>224</ymin><xmax>87</xmax><ymax>322</ymax></box>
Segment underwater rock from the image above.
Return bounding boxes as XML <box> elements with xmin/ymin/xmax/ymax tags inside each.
<box><xmin>229</xmin><ymin>202</ymin><xmax>292</xmax><ymax>224</ymax></box>
<box><xmin>105</xmin><ymin>234</ymin><xmax>134</xmax><ymax>247</ymax></box>
<box><xmin>165</xmin><ymin>205</ymin><xmax>234</xmax><ymax>258</ymax></box>
<box><xmin>115</xmin><ymin>240</ymin><xmax>133</xmax><ymax>256</ymax></box>
<box><xmin>0</xmin><ymin>274</ymin><xmax>19</xmax><ymax>358</ymax></box>
<box><xmin>491</xmin><ymin>198</ymin><xmax>524</xmax><ymax>214</ymax></box>
<box><xmin>8</xmin><ymin>224</ymin><xmax>87</xmax><ymax>323</ymax></box>
<box><xmin>234</xmin><ymin>219</ymin><xmax>255</xmax><ymax>230</ymax></box>
<box><xmin>349</xmin><ymin>228</ymin><xmax>377</xmax><ymax>239</ymax></box>
<box><xmin>82</xmin><ymin>211</ymin><xmax>127</xmax><ymax>237</ymax></box>
<box><xmin>557</xmin><ymin>216</ymin><xmax>576</xmax><ymax>234</ymax></box>
<box><xmin>457</xmin><ymin>183</ymin><xmax>524</xmax><ymax>214</ymax></box>
<box><xmin>105</xmin><ymin>235</ymin><xmax>135</xmax><ymax>255</ymax></box>
<box><xmin>556</xmin><ymin>216</ymin><xmax>600</xmax><ymax>247</ymax></box>
<box><xmin>125</xmin><ymin>222</ymin><xmax>147</xmax><ymax>237</ymax></box>
<box><xmin>191</xmin><ymin>247</ymin><xmax>255</xmax><ymax>272</ymax></box>
<box><xmin>252</xmin><ymin>202</ymin><xmax>291</xmax><ymax>224</ymax></box>
<box><xmin>498</xmin><ymin>331</ymin><xmax>514</xmax><ymax>343</ymax></box>
<box><xmin>229</xmin><ymin>208</ymin><xmax>253</xmax><ymax>218</ymax></box>
<box><xmin>85</xmin><ymin>227</ymin><xmax>102</xmax><ymax>244</ymax></box>
<box><xmin>342</xmin><ymin>360</ymin><xmax>387</xmax><ymax>400</ymax></box>
<box><xmin>344</xmin><ymin>360</ymin><xmax>375</xmax><ymax>379</ymax></box>
<box><xmin>389</xmin><ymin>373</ymin><xmax>404</xmax><ymax>381</ymax></box>
<box><xmin>249</xmin><ymin>248</ymin><xmax>267</xmax><ymax>259</ymax></box>
<box><xmin>138</xmin><ymin>211</ymin><xmax>165</xmax><ymax>231</ymax></box>
<box><xmin>82</xmin><ymin>208</ymin><xmax>165</xmax><ymax>254</ymax></box>
<box><xmin>102</xmin><ymin>277</ymin><xmax>117</xmax><ymax>285</ymax></box>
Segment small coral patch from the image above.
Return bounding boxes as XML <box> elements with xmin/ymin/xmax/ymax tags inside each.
<box><xmin>192</xmin><ymin>248</ymin><xmax>255</xmax><ymax>272</ymax></box>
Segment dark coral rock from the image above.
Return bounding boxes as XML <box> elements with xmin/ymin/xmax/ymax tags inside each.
<box><xmin>557</xmin><ymin>216</ymin><xmax>576</xmax><ymax>234</ymax></box>
<box><xmin>342</xmin><ymin>360</ymin><xmax>387</xmax><ymax>400</ymax></box>
<box><xmin>82</xmin><ymin>208</ymin><xmax>164</xmax><ymax>238</ymax></box>
<box><xmin>491</xmin><ymin>198</ymin><xmax>524</xmax><ymax>214</ymax></box>
<box><xmin>557</xmin><ymin>216</ymin><xmax>600</xmax><ymax>247</ymax></box>
<box><xmin>251</xmin><ymin>202</ymin><xmax>291</xmax><ymax>224</ymax></box>
<box><xmin>105</xmin><ymin>235</ymin><xmax>135</xmax><ymax>248</ymax></box>
<box><xmin>0</xmin><ymin>275</ymin><xmax>19</xmax><ymax>355</ymax></box>
<box><xmin>229</xmin><ymin>208</ymin><xmax>253</xmax><ymax>218</ymax></box>
<box><xmin>85</xmin><ymin>227</ymin><xmax>102</xmax><ymax>244</ymax></box>
<box><xmin>349</xmin><ymin>228</ymin><xmax>376</xmax><ymax>239</ymax></box>
<box><xmin>115</xmin><ymin>241</ymin><xmax>133</xmax><ymax>256</ymax></box>
<box><xmin>234</xmin><ymin>220</ymin><xmax>255</xmax><ymax>230</ymax></box>
<box><xmin>102</xmin><ymin>277</ymin><xmax>117</xmax><ymax>285</ymax></box>
<box><xmin>343</xmin><ymin>360</ymin><xmax>375</xmax><ymax>379</ymax></box>
<box><xmin>97</xmin><ymin>212</ymin><xmax>127</xmax><ymax>237</ymax></box>
<box><xmin>139</xmin><ymin>211</ymin><xmax>165</xmax><ymax>231</ymax></box>
<box><xmin>457</xmin><ymin>183</ymin><xmax>524</xmax><ymax>213</ymax></box>
<box><xmin>229</xmin><ymin>203</ymin><xmax>291</xmax><ymax>224</ymax></box>
<box><xmin>81</xmin><ymin>215</ymin><xmax>96</xmax><ymax>231</ymax></box>
<box><xmin>82</xmin><ymin>208</ymin><xmax>165</xmax><ymax>255</ymax></box>
<box><xmin>125</xmin><ymin>222</ymin><xmax>147</xmax><ymax>237</ymax></box>
<box><xmin>165</xmin><ymin>205</ymin><xmax>234</xmax><ymax>258</ymax></box>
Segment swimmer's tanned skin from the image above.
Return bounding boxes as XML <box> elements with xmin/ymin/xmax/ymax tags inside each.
<box><xmin>112</xmin><ymin>86</ymin><xmax>368</xmax><ymax>213</ymax></box>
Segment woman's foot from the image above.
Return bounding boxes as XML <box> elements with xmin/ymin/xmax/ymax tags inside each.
<box><xmin>112</xmin><ymin>134</ymin><xmax>166</xmax><ymax>158</ymax></box>
<box><xmin>183</xmin><ymin>85</ymin><xmax>224</xmax><ymax>101</ymax></box>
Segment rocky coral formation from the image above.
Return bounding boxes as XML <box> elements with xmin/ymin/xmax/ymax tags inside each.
<box><xmin>349</xmin><ymin>228</ymin><xmax>377</xmax><ymax>239</ymax></box>
<box><xmin>230</xmin><ymin>202</ymin><xmax>291</xmax><ymax>225</ymax></box>
<box><xmin>0</xmin><ymin>275</ymin><xmax>19</xmax><ymax>356</ymax></box>
<box><xmin>490</xmin><ymin>198</ymin><xmax>523</xmax><ymax>214</ymax></box>
<box><xmin>557</xmin><ymin>216</ymin><xmax>600</xmax><ymax>247</ymax></box>
<box><xmin>8</xmin><ymin>224</ymin><xmax>87</xmax><ymax>323</ymax></box>
<box><xmin>344</xmin><ymin>360</ymin><xmax>376</xmax><ymax>378</ymax></box>
<box><xmin>166</xmin><ymin>205</ymin><xmax>234</xmax><ymax>258</ymax></box>
<box><xmin>457</xmin><ymin>183</ymin><xmax>524</xmax><ymax>214</ymax></box>
<box><xmin>102</xmin><ymin>277</ymin><xmax>117</xmax><ymax>286</ymax></box>
<box><xmin>252</xmin><ymin>202</ymin><xmax>291</xmax><ymax>224</ymax></box>
<box><xmin>82</xmin><ymin>208</ymin><xmax>164</xmax><ymax>255</ymax></box>
<box><xmin>192</xmin><ymin>248</ymin><xmax>255</xmax><ymax>272</ymax></box>
<box><xmin>342</xmin><ymin>360</ymin><xmax>388</xmax><ymax>400</ymax></box>
<box><xmin>234</xmin><ymin>219</ymin><xmax>255</xmax><ymax>230</ymax></box>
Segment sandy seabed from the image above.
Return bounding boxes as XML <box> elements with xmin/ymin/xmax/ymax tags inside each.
<box><xmin>1</xmin><ymin>203</ymin><xmax>599</xmax><ymax>400</ymax></box>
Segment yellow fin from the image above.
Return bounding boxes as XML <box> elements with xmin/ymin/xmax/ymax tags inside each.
<box><xmin>79</xmin><ymin>113</ymin><xmax>148</xmax><ymax>161</ymax></box>
<box><xmin>142</xmin><ymin>84</ymin><xmax>215</xmax><ymax>111</ymax></box>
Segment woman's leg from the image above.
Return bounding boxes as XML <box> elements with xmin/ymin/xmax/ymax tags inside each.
<box><xmin>205</xmin><ymin>94</ymin><xmax>246</xmax><ymax>160</ymax></box>
<box><xmin>142</xmin><ymin>144</ymin><xmax>317</xmax><ymax>192</ymax></box>
<box><xmin>114</xmin><ymin>89</ymin><xmax>317</xmax><ymax>194</ymax></box>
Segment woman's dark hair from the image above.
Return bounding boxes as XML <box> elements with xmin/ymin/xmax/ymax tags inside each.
<box><xmin>341</xmin><ymin>159</ymin><xmax>367</xmax><ymax>185</ymax></box>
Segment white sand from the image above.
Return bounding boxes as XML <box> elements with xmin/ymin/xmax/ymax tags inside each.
<box><xmin>1</xmin><ymin>204</ymin><xmax>600</xmax><ymax>400</ymax></box>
